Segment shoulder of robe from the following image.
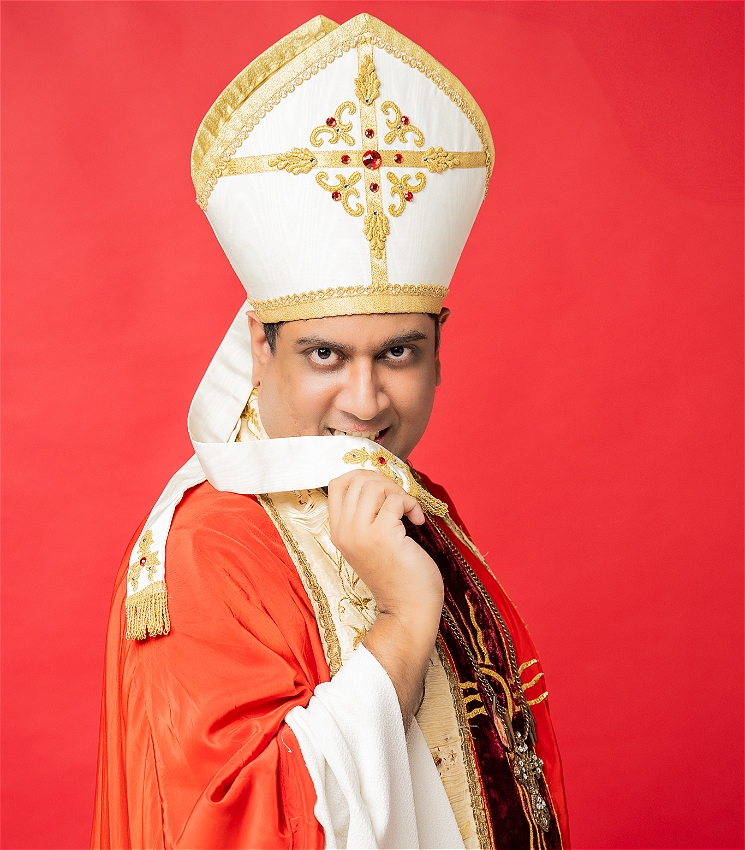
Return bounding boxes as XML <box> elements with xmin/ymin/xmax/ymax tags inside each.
<box><xmin>168</xmin><ymin>481</ymin><xmax>288</xmax><ymax>560</ymax></box>
<box><xmin>158</xmin><ymin>482</ymin><xmax>310</xmax><ymax>622</ymax></box>
<box><xmin>417</xmin><ymin>469</ymin><xmax>539</xmax><ymax>656</ymax></box>
<box><xmin>121</xmin><ymin>482</ymin><xmax>321</xmax><ymax>665</ymax></box>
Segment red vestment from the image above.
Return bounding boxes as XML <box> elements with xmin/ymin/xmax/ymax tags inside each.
<box><xmin>92</xmin><ymin>479</ymin><xmax>569</xmax><ymax>848</ymax></box>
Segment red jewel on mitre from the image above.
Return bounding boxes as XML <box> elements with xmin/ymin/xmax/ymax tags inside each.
<box><xmin>362</xmin><ymin>150</ymin><xmax>382</xmax><ymax>170</ymax></box>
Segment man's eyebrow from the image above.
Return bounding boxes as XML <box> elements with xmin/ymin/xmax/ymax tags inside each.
<box><xmin>294</xmin><ymin>330</ymin><xmax>428</xmax><ymax>352</ymax></box>
<box><xmin>294</xmin><ymin>336</ymin><xmax>353</xmax><ymax>355</ymax></box>
<box><xmin>377</xmin><ymin>330</ymin><xmax>428</xmax><ymax>349</ymax></box>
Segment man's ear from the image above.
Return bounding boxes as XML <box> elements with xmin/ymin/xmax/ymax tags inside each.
<box><xmin>246</xmin><ymin>311</ymin><xmax>272</xmax><ymax>387</ymax></box>
<box><xmin>435</xmin><ymin>307</ymin><xmax>450</xmax><ymax>386</ymax></box>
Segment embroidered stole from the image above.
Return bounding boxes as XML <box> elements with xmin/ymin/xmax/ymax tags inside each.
<box><xmin>237</xmin><ymin>397</ymin><xmax>562</xmax><ymax>849</ymax></box>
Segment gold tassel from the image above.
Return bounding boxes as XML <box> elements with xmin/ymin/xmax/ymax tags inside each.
<box><xmin>125</xmin><ymin>580</ymin><xmax>170</xmax><ymax>640</ymax></box>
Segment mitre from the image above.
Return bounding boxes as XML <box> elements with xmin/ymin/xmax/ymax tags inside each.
<box><xmin>192</xmin><ymin>13</ymin><xmax>493</xmax><ymax>321</ymax></box>
<box><xmin>124</xmin><ymin>13</ymin><xmax>494</xmax><ymax>640</ymax></box>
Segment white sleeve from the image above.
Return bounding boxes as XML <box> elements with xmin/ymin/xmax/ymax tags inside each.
<box><xmin>284</xmin><ymin>645</ymin><xmax>465</xmax><ymax>850</ymax></box>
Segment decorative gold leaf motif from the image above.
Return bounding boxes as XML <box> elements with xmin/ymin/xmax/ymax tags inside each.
<box><xmin>362</xmin><ymin>208</ymin><xmax>390</xmax><ymax>259</ymax></box>
<box><xmin>127</xmin><ymin>530</ymin><xmax>161</xmax><ymax>591</ymax></box>
<box><xmin>387</xmin><ymin>171</ymin><xmax>426</xmax><ymax>217</ymax></box>
<box><xmin>351</xmin><ymin>626</ymin><xmax>368</xmax><ymax>650</ymax></box>
<box><xmin>354</xmin><ymin>54</ymin><xmax>380</xmax><ymax>105</ymax></box>
<box><xmin>315</xmin><ymin>171</ymin><xmax>364</xmax><ymax>216</ymax></box>
<box><xmin>342</xmin><ymin>446</ymin><xmax>403</xmax><ymax>486</ymax></box>
<box><xmin>381</xmin><ymin>101</ymin><xmax>424</xmax><ymax>146</ymax></box>
<box><xmin>342</xmin><ymin>446</ymin><xmax>448</xmax><ymax>516</ymax></box>
<box><xmin>422</xmin><ymin>146</ymin><xmax>460</xmax><ymax>173</ymax></box>
<box><xmin>310</xmin><ymin>101</ymin><xmax>356</xmax><ymax>146</ymax></box>
<box><xmin>268</xmin><ymin>147</ymin><xmax>318</xmax><ymax>174</ymax></box>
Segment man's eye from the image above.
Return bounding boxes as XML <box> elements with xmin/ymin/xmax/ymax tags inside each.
<box><xmin>389</xmin><ymin>346</ymin><xmax>406</xmax><ymax>358</ymax></box>
<box><xmin>309</xmin><ymin>348</ymin><xmax>337</xmax><ymax>365</ymax></box>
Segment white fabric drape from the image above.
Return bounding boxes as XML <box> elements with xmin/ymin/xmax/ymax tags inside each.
<box><xmin>286</xmin><ymin>645</ymin><xmax>465</xmax><ymax>850</ymax></box>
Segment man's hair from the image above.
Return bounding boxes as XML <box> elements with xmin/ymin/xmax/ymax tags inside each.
<box><xmin>264</xmin><ymin>314</ymin><xmax>442</xmax><ymax>354</ymax></box>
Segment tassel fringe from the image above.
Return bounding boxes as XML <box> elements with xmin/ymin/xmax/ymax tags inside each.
<box><xmin>125</xmin><ymin>580</ymin><xmax>171</xmax><ymax>640</ymax></box>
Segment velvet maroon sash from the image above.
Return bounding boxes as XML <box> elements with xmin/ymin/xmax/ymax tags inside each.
<box><xmin>405</xmin><ymin>513</ymin><xmax>565</xmax><ymax>850</ymax></box>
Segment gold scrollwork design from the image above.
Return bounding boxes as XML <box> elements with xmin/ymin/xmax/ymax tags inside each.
<box><xmin>381</xmin><ymin>101</ymin><xmax>424</xmax><ymax>146</ymax></box>
<box><xmin>354</xmin><ymin>54</ymin><xmax>380</xmax><ymax>105</ymax></box>
<box><xmin>315</xmin><ymin>171</ymin><xmax>364</xmax><ymax>216</ymax></box>
<box><xmin>310</xmin><ymin>101</ymin><xmax>356</xmax><ymax>146</ymax></box>
<box><xmin>422</xmin><ymin>145</ymin><xmax>460</xmax><ymax>173</ymax></box>
<box><xmin>387</xmin><ymin>171</ymin><xmax>426</xmax><ymax>217</ymax></box>
<box><xmin>362</xmin><ymin>208</ymin><xmax>390</xmax><ymax>258</ymax></box>
<box><xmin>268</xmin><ymin>147</ymin><xmax>318</xmax><ymax>174</ymax></box>
<box><xmin>127</xmin><ymin>530</ymin><xmax>161</xmax><ymax>591</ymax></box>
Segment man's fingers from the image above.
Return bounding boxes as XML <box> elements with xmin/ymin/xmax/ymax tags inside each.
<box><xmin>355</xmin><ymin>480</ymin><xmax>393</xmax><ymax>526</ymax></box>
<box><xmin>328</xmin><ymin>469</ymin><xmax>426</xmax><ymax>530</ymax></box>
<box><xmin>376</xmin><ymin>491</ymin><xmax>425</xmax><ymax>528</ymax></box>
<box><xmin>328</xmin><ymin>471</ymin><xmax>368</xmax><ymax>533</ymax></box>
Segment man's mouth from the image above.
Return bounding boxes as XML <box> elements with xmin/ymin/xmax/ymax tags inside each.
<box><xmin>329</xmin><ymin>427</ymin><xmax>389</xmax><ymax>444</ymax></box>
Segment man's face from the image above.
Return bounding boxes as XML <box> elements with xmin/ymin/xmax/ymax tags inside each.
<box><xmin>248</xmin><ymin>311</ymin><xmax>447</xmax><ymax>460</ymax></box>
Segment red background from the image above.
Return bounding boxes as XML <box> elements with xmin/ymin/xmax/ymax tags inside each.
<box><xmin>2</xmin><ymin>2</ymin><xmax>742</xmax><ymax>848</ymax></box>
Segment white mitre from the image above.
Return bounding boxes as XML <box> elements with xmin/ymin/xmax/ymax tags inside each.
<box><xmin>125</xmin><ymin>13</ymin><xmax>494</xmax><ymax>640</ymax></box>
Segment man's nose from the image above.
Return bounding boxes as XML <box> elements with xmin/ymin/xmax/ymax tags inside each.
<box><xmin>335</xmin><ymin>360</ymin><xmax>390</xmax><ymax>422</ymax></box>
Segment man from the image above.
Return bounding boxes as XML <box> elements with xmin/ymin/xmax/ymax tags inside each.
<box><xmin>92</xmin><ymin>13</ymin><xmax>569</xmax><ymax>849</ymax></box>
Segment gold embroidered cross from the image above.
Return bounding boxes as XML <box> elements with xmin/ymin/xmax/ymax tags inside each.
<box><xmin>221</xmin><ymin>43</ymin><xmax>486</xmax><ymax>287</ymax></box>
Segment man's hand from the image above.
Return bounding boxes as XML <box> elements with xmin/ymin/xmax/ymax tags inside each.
<box><xmin>328</xmin><ymin>470</ymin><xmax>444</xmax><ymax>728</ymax></box>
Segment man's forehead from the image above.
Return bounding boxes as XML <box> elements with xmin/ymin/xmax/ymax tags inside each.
<box><xmin>283</xmin><ymin>312</ymin><xmax>434</xmax><ymax>347</ymax></box>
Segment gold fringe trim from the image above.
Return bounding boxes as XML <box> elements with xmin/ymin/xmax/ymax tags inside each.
<box><xmin>125</xmin><ymin>580</ymin><xmax>171</xmax><ymax>640</ymax></box>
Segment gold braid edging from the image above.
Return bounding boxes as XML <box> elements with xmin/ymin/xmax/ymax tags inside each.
<box><xmin>438</xmin><ymin>638</ymin><xmax>492</xmax><ymax>850</ymax></box>
<box><xmin>258</xmin><ymin>495</ymin><xmax>343</xmax><ymax>676</ymax></box>
<box><xmin>250</xmin><ymin>283</ymin><xmax>448</xmax><ymax>323</ymax></box>
<box><xmin>125</xmin><ymin>580</ymin><xmax>170</xmax><ymax>640</ymax></box>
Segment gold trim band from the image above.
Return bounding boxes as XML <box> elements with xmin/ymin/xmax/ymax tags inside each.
<box><xmin>224</xmin><ymin>148</ymin><xmax>486</xmax><ymax>176</ymax></box>
<box><xmin>250</xmin><ymin>283</ymin><xmax>448</xmax><ymax>322</ymax></box>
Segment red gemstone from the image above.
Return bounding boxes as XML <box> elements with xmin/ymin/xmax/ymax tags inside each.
<box><xmin>394</xmin><ymin>153</ymin><xmax>403</xmax><ymax>164</ymax></box>
<box><xmin>401</xmin><ymin>115</ymin><xmax>410</xmax><ymax>125</ymax></box>
<box><xmin>326</xmin><ymin>117</ymin><xmax>337</xmax><ymax>127</ymax></box>
<box><xmin>378</xmin><ymin>456</ymin><xmax>387</xmax><ymax>465</ymax></box>
<box><xmin>369</xmin><ymin>182</ymin><xmax>379</xmax><ymax>192</ymax></box>
<box><xmin>365</xmin><ymin>128</ymin><xmax>374</xmax><ymax>138</ymax></box>
<box><xmin>340</xmin><ymin>154</ymin><xmax>351</xmax><ymax>165</ymax></box>
<box><xmin>362</xmin><ymin>150</ymin><xmax>382</xmax><ymax>170</ymax></box>
<box><xmin>139</xmin><ymin>557</ymin><xmax>147</xmax><ymax>566</ymax></box>
<box><xmin>331</xmin><ymin>190</ymin><xmax>342</xmax><ymax>201</ymax></box>
<box><xmin>405</xmin><ymin>191</ymin><xmax>414</xmax><ymax>202</ymax></box>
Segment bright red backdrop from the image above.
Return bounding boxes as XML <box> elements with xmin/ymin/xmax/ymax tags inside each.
<box><xmin>2</xmin><ymin>2</ymin><xmax>742</xmax><ymax>848</ymax></box>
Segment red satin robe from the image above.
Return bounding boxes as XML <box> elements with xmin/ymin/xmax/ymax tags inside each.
<box><xmin>92</xmin><ymin>478</ymin><xmax>569</xmax><ymax>848</ymax></box>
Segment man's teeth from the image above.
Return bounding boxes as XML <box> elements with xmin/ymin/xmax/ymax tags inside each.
<box><xmin>332</xmin><ymin>429</ymin><xmax>380</xmax><ymax>440</ymax></box>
